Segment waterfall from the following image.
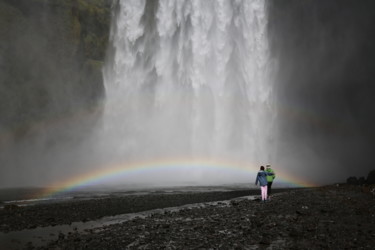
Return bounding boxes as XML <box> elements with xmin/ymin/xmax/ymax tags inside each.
<box><xmin>101</xmin><ymin>0</ymin><xmax>275</xmax><ymax>177</ymax></box>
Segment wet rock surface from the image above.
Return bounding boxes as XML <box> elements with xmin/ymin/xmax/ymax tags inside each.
<box><xmin>23</xmin><ymin>185</ymin><xmax>375</xmax><ymax>249</ymax></box>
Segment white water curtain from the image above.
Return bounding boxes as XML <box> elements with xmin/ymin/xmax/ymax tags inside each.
<box><xmin>102</xmin><ymin>0</ymin><xmax>275</xmax><ymax>167</ymax></box>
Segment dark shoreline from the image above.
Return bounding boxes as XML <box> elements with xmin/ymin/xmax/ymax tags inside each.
<box><xmin>0</xmin><ymin>188</ymin><xmax>296</xmax><ymax>233</ymax></box>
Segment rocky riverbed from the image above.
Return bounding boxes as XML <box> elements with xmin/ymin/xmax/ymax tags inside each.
<box><xmin>0</xmin><ymin>189</ymin><xmax>276</xmax><ymax>233</ymax></box>
<box><xmin>2</xmin><ymin>185</ymin><xmax>375</xmax><ymax>249</ymax></box>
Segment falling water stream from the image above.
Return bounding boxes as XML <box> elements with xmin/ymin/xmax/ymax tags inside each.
<box><xmin>96</xmin><ymin>0</ymin><xmax>275</xmax><ymax>184</ymax></box>
<box><xmin>0</xmin><ymin>1</ymin><xmax>277</xmax><ymax>248</ymax></box>
<box><xmin>0</xmin><ymin>0</ymin><xmax>276</xmax><ymax>188</ymax></box>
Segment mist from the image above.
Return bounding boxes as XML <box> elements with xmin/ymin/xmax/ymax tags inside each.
<box><xmin>1</xmin><ymin>0</ymin><xmax>374</xmax><ymax>189</ymax></box>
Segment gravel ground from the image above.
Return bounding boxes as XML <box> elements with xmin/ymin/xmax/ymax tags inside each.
<box><xmin>31</xmin><ymin>185</ymin><xmax>375</xmax><ymax>249</ymax></box>
<box><xmin>1</xmin><ymin>189</ymin><xmax>294</xmax><ymax>233</ymax></box>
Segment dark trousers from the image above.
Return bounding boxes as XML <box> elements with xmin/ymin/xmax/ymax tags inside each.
<box><xmin>267</xmin><ymin>181</ymin><xmax>273</xmax><ymax>196</ymax></box>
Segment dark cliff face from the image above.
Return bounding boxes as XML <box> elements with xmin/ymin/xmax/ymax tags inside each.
<box><xmin>0</xmin><ymin>0</ymin><xmax>111</xmax><ymax>138</ymax></box>
<box><xmin>267</xmin><ymin>0</ymin><xmax>375</xmax><ymax>177</ymax></box>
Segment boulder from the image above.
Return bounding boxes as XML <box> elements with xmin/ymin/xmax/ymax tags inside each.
<box><xmin>358</xmin><ymin>177</ymin><xmax>366</xmax><ymax>185</ymax></box>
<box><xmin>346</xmin><ymin>176</ymin><xmax>358</xmax><ymax>185</ymax></box>
<box><xmin>366</xmin><ymin>170</ymin><xmax>375</xmax><ymax>184</ymax></box>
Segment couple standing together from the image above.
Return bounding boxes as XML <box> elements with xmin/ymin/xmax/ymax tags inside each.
<box><xmin>255</xmin><ymin>165</ymin><xmax>275</xmax><ymax>202</ymax></box>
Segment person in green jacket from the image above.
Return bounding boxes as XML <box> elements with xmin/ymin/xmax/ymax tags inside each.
<box><xmin>265</xmin><ymin>164</ymin><xmax>275</xmax><ymax>200</ymax></box>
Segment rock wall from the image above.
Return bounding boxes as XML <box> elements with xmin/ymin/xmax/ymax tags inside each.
<box><xmin>0</xmin><ymin>0</ymin><xmax>111</xmax><ymax>138</ymax></box>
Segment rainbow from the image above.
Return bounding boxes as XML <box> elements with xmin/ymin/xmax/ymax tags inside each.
<box><xmin>37</xmin><ymin>158</ymin><xmax>317</xmax><ymax>199</ymax></box>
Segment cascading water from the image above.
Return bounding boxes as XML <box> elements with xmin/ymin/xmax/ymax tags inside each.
<box><xmin>99</xmin><ymin>0</ymin><xmax>275</xmax><ymax>184</ymax></box>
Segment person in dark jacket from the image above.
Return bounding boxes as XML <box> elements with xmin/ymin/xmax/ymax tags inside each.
<box><xmin>255</xmin><ymin>165</ymin><xmax>274</xmax><ymax>202</ymax></box>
